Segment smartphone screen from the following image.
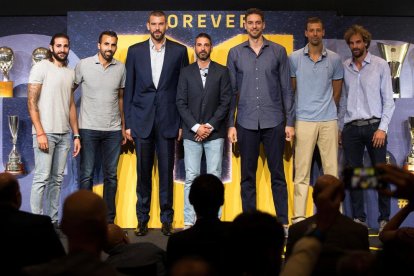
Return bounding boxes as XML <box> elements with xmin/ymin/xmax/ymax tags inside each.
<box><xmin>342</xmin><ymin>167</ymin><xmax>386</xmax><ymax>190</ymax></box>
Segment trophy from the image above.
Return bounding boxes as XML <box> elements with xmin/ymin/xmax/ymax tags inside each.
<box><xmin>404</xmin><ymin>117</ymin><xmax>414</xmax><ymax>173</ymax></box>
<box><xmin>377</xmin><ymin>42</ymin><xmax>410</xmax><ymax>98</ymax></box>
<box><xmin>0</xmin><ymin>46</ymin><xmax>14</xmax><ymax>97</ymax></box>
<box><xmin>5</xmin><ymin>115</ymin><xmax>24</xmax><ymax>175</ymax></box>
<box><xmin>31</xmin><ymin>47</ymin><xmax>49</xmax><ymax>66</ymax></box>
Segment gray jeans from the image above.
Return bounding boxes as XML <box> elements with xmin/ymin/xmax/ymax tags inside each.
<box><xmin>30</xmin><ymin>133</ymin><xmax>71</xmax><ymax>223</ymax></box>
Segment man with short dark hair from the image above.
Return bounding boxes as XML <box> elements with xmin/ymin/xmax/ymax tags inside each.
<box><xmin>227</xmin><ymin>8</ymin><xmax>295</xmax><ymax>229</ymax></box>
<box><xmin>289</xmin><ymin>17</ymin><xmax>343</xmax><ymax>223</ymax></box>
<box><xmin>167</xmin><ymin>174</ymin><xmax>230</xmax><ymax>271</ymax></box>
<box><xmin>28</xmin><ymin>33</ymin><xmax>81</xmax><ymax>226</ymax></box>
<box><xmin>124</xmin><ymin>10</ymin><xmax>189</xmax><ymax>236</ymax></box>
<box><xmin>339</xmin><ymin>25</ymin><xmax>395</xmax><ymax>230</ymax></box>
<box><xmin>176</xmin><ymin>32</ymin><xmax>232</xmax><ymax>228</ymax></box>
<box><xmin>74</xmin><ymin>30</ymin><xmax>126</xmax><ymax>224</ymax></box>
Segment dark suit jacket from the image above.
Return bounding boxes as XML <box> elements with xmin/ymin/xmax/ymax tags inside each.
<box><xmin>166</xmin><ymin>218</ymin><xmax>231</xmax><ymax>270</ymax></box>
<box><xmin>176</xmin><ymin>61</ymin><xmax>232</xmax><ymax>141</ymax></box>
<box><xmin>124</xmin><ymin>38</ymin><xmax>189</xmax><ymax>139</ymax></box>
<box><xmin>0</xmin><ymin>207</ymin><xmax>65</xmax><ymax>275</ymax></box>
<box><xmin>286</xmin><ymin>214</ymin><xmax>369</xmax><ymax>276</ymax></box>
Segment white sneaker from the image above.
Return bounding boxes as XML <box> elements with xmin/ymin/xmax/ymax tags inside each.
<box><xmin>183</xmin><ymin>224</ymin><xmax>193</xmax><ymax>230</ymax></box>
<box><xmin>291</xmin><ymin>217</ymin><xmax>305</xmax><ymax>224</ymax></box>
<box><xmin>378</xmin><ymin>220</ymin><xmax>388</xmax><ymax>233</ymax></box>
<box><xmin>353</xmin><ymin>218</ymin><xmax>368</xmax><ymax>228</ymax></box>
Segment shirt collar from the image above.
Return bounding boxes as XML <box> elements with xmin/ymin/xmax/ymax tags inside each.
<box><xmin>149</xmin><ymin>37</ymin><xmax>166</xmax><ymax>51</ymax></box>
<box><xmin>303</xmin><ymin>44</ymin><xmax>327</xmax><ymax>57</ymax></box>
<box><xmin>93</xmin><ymin>53</ymin><xmax>117</xmax><ymax>65</ymax></box>
<box><xmin>348</xmin><ymin>51</ymin><xmax>371</xmax><ymax>67</ymax></box>
<box><xmin>242</xmin><ymin>36</ymin><xmax>270</xmax><ymax>49</ymax></box>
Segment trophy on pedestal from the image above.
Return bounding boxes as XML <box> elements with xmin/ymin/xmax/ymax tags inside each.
<box><xmin>0</xmin><ymin>46</ymin><xmax>15</xmax><ymax>97</ymax></box>
<box><xmin>404</xmin><ymin>117</ymin><xmax>414</xmax><ymax>173</ymax></box>
<box><xmin>31</xmin><ymin>47</ymin><xmax>49</xmax><ymax>66</ymax></box>
<box><xmin>5</xmin><ymin>115</ymin><xmax>24</xmax><ymax>175</ymax></box>
<box><xmin>377</xmin><ymin>42</ymin><xmax>410</xmax><ymax>98</ymax></box>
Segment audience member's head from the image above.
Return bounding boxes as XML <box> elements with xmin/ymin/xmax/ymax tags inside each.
<box><xmin>228</xmin><ymin>211</ymin><xmax>285</xmax><ymax>275</ymax></box>
<box><xmin>313</xmin><ymin>174</ymin><xmax>345</xmax><ymax>209</ymax></box>
<box><xmin>0</xmin><ymin>172</ymin><xmax>21</xmax><ymax>209</ymax></box>
<box><xmin>60</xmin><ymin>190</ymin><xmax>108</xmax><ymax>256</ymax></box>
<box><xmin>169</xmin><ymin>256</ymin><xmax>215</xmax><ymax>276</ymax></box>
<box><xmin>104</xmin><ymin>223</ymin><xmax>129</xmax><ymax>253</ymax></box>
<box><xmin>189</xmin><ymin>174</ymin><xmax>224</xmax><ymax>218</ymax></box>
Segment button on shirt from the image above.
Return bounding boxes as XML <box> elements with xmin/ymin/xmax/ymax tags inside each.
<box><xmin>227</xmin><ymin>38</ymin><xmax>295</xmax><ymax>130</ymax></box>
<box><xmin>149</xmin><ymin>38</ymin><xmax>165</xmax><ymax>89</ymax></box>
<box><xmin>338</xmin><ymin>52</ymin><xmax>395</xmax><ymax>132</ymax></box>
<box><xmin>289</xmin><ymin>44</ymin><xmax>343</xmax><ymax>121</ymax></box>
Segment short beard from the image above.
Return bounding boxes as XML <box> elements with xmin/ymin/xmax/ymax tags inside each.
<box><xmin>100</xmin><ymin>50</ymin><xmax>113</xmax><ymax>62</ymax></box>
<box><xmin>151</xmin><ymin>31</ymin><xmax>165</xmax><ymax>43</ymax></box>
<box><xmin>196</xmin><ymin>52</ymin><xmax>210</xmax><ymax>61</ymax></box>
<box><xmin>51</xmin><ymin>51</ymin><xmax>68</xmax><ymax>63</ymax></box>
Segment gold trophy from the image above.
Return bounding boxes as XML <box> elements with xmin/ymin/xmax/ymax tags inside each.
<box><xmin>5</xmin><ymin>115</ymin><xmax>24</xmax><ymax>175</ymax></box>
<box><xmin>377</xmin><ymin>42</ymin><xmax>410</xmax><ymax>98</ymax></box>
<box><xmin>31</xmin><ymin>47</ymin><xmax>49</xmax><ymax>66</ymax></box>
<box><xmin>404</xmin><ymin>117</ymin><xmax>414</xmax><ymax>173</ymax></box>
<box><xmin>0</xmin><ymin>46</ymin><xmax>14</xmax><ymax>97</ymax></box>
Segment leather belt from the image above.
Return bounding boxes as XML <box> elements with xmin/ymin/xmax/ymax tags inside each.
<box><xmin>346</xmin><ymin>118</ymin><xmax>381</xmax><ymax>127</ymax></box>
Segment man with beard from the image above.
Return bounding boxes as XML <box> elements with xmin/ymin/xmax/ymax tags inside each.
<box><xmin>28</xmin><ymin>33</ymin><xmax>81</xmax><ymax>226</ymax></box>
<box><xmin>124</xmin><ymin>10</ymin><xmax>189</xmax><ymax>236</ymax></box>
<box><xmin>176</xmin><ymin>33</ymin><xmax>232</xmax><ymax>228</ymax></box>
<box><xmin>74</xmin><ymin>31</ymin><xmax>126</xmax><ymax>224</ymax></box>
<box><xmin>289</xmin><ymin>17</ymin><xmax>343</xmax><ymax>224</ymax></box>
<box><xmin>339</xmin><ymin>25</ymin><xmax>395</xmax><ymax>231</ymax></box>
<box><xmin>227</xmin><ymin>8</ymin><xmax>295</xmax><ymax>233</ymax></box>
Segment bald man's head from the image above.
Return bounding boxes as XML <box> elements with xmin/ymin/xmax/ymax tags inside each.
<box><xmin>313</xmin><ymin>174</ymin><xmax>345</xmax><ymax>204</ymax></box>
<box><xmin>0</xmin><ymin>172</ymin><xmax>21</xmax><ymax>209</ymax></box>
<box><xmin>105</xmin><ymin>223</ymin><xmax>129</xmax><ymax>252</ymax></box>
<box><xmin>61</xmin><ymin>190</ymin><xmax>108</xmax><ymax>252</ymax></box>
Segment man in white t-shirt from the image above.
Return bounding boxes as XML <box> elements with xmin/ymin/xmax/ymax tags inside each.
<box><xmin>27</xmin><ymin>33</ymin><xmax>81</xmax><ymax>226</ymax></box>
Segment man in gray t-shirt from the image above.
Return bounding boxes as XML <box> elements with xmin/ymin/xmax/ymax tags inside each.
<box><xmin>74</xmin><ymin>31</ymin><xmax>126</xmax><ymax>223</ymax></box>
<box><xmin>27</xmin><ymin>33</ymin><xmax>81</xmax><ymax>225</ymax></box>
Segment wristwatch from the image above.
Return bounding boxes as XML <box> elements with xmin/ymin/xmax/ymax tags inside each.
<box><xmin>73</xmin><ymin>134</ymin><xmax>81</xmax><ymax>141</ymax></box>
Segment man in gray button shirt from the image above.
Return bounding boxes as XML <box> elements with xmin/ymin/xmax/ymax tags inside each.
<box><xmin>74</xmin><ymin>31</ymin><xmax>126</xmax><ymax>224</ymax></box>
<box><xmin>227</xmin><ymin>8</ymin><xmax>295</xmax><ymax>228</ymax></box>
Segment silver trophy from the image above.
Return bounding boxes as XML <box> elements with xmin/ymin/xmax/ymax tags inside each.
<box><xmin>31</xmin><ymin>47</ymin><xmax>49</xmax><ymax>66</ymax></box>
<box><xmin>5</xmin><ymin>115</ymin><xmax>24</xmax><ymax>175</ymax></box>
<box><xmin>405</xmin><ymin>117</ymin><xmax>414</xmax><ymax>172</ymax></box>
<box><xmin>377</xmin><ymin>42</ymin><xmax>410</xmax><ymax>98</ymax></box>
<box><xmin>0</xmin><ymin>47</ymin><xmax>14</xmax><ymax>82</ymax></box>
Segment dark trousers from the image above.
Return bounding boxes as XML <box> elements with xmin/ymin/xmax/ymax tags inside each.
<box><xmin>342</xmin><ymin>122</ymin><xmax>390</xmax><ymax>222</ymax></box>
<box><xmin>134</xmin><ymin>125</ymin><xmax>175</xmax><ymax>224</ymax></box>
<box><xmin>237</xmin><ymin>123</ymin><xmax>288</xmax><ymax>224</ymax></box>
<box><xmin>79</xmin><ymin>129</ymin><xmax>122</xmax><ymax>223</ymax></box>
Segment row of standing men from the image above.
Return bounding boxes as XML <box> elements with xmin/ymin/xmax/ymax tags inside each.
<box><xmin>27</xmin><ymin>8</ymin><xmax>395</xmax><ymax>236</ymax></box>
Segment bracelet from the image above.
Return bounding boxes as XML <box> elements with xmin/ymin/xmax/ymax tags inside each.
<box><xmin>37</xmin><ymin>133</ymin><xmax>46</xmax><ymax>137</ymax></box>
<box><xmin>73</xmin><ymin>134</ymin><xmax>81</xmax><ymax>140</ymax></box>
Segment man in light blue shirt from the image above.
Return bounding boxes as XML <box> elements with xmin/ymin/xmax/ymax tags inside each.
<box><xmin>289</xmin><ymin>17</ymin><xmax>343</xmax><ymax>223</ymax></box>
<box><xmin>339</xmin><ymin>25</ymin><xmax>395</xmax><ymax>232</ymax></box>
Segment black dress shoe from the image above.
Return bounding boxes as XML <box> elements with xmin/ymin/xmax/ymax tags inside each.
<box><xmin>161</xmin><ymin>222</ymin><xmax>173</xmax><ymax>236</ymax></box>
<box><xmin>134</xmin><ymin>222</ymin><xmax>148</xmax><ymax>236</ymax></box>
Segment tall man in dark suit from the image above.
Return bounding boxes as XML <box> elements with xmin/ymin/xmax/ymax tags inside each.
<box><xmin>124</xmin><ymin>10</ymin><xmax>189</xmax><ymax>236</ymax></box>
<box><xmin>176</xmin><ymin>33</ymin><xmax>232</xmax><ymax>228</ymax></box>
<box><xmin>0</xmin><ymin>172</ymin><xmax>65</xmax><ymax>275</ymax></box>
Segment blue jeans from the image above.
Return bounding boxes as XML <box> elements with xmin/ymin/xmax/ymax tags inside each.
<box><xmin>342</xmin><ymin>122</ymin><xmax>390</xmax><ymax>222</ymax></box>
<box><xmin>31</xmin><ymin>133</ymin><xmax>71</xmax><ymax>223</ymax></box>
<box><xmin>183</xmin><ymin>138</ymin><xmax>224</xmax><ymax>225</ymax></box>
<box><xmin>79</xmin><ymin>129</ymin><xmax>122</xmax><ymax>223</ymax></box>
